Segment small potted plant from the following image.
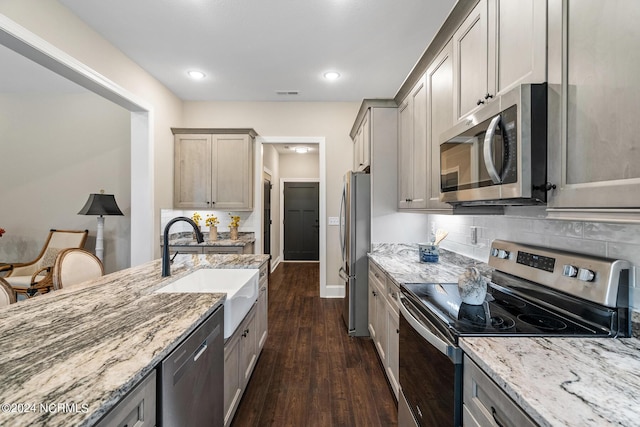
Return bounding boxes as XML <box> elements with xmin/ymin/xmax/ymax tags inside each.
<box><xmin>228</xmin><ymin>214</ymin><xmax>241</xmax><ymax>240</ymax></box>
<box><xmin>206</xmin><ymin>214</ymin><xmax>219</xmax><ymax>241</ymax></box>
<box><xmin>191</xmin><ymin>212</ymin><xmax>202</xmax><ymax>239</ymax></box>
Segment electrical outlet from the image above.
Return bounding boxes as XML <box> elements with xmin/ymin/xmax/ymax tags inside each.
<box><xmin>470</xmin><ymin>226</ymin><xmax>478</xmax><ymax>245</ymax></box>
<box><xmin>328</xmin><ymin>216</ymin><xmax>340</xmax><ymax>226</ymax></box>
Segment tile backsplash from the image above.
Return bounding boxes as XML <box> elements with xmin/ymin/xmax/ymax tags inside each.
<box><xmin>428</xmin><ymin>206</ymin><xmax>639</xmax><ymax>313</ymax></box>
<box><xmin>160</xmin><ymin>209</ymin><xmax>259</xmax><ymax>236</ymax></box>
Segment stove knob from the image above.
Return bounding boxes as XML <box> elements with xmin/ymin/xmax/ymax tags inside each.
<box><xmin>491</xmin><ymin>248</ymin><xmax>499</xmax><ymax>257</ymax></box>
<box><xmin>562</xmin><ymin>264</ymin><xmax>578</xmax><ymax>277</ymax></box>
<box><xmin>577</xmin><ymin>268</ymin><xmax>595</xmax><ymax>282</ymax></box>
<box><xmin>497</xmin><ymin>249</ymin><xmax>510</xmax><ymax>259</ymax></box>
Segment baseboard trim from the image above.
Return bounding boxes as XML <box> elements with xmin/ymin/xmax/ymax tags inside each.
<box><xmin>323</xmin><ymin>284</ymin><xmax>345</xmax><ymax>298</ymax></box>
<box><xmin>270</xmin><ymin>256</ymin><xmax>281</xmax><ymax>273</ymax></box>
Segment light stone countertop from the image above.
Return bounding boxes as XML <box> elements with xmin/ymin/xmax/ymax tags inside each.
<box><xmin>165</xmin><ymin>231</ymin><xmax>255</xmax><ymax>247</ymax></box>
<box><xmin>368</xmin><ymin>243</ymin><xmax>492</xmax><ymax>285</ymax></box>
<box><xmin>461</xmin><ymin>337</ymin><xmax>640</xmax><ymax>427</ymax></box>
<box><xmin>0</xmin><ymin>253</ymin><xmax>268</xmax><ymax>427</ymax></box>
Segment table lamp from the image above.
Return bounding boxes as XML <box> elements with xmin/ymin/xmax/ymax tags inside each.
<box><xmin>78</xmin><ymin>191</ymin><xmax>124</xmax><ymax>263</ymax></box>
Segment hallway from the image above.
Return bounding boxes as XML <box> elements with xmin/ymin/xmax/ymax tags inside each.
<box><xmin>231</xmin><ymin>262</ymin><xmax>398</xmax><ymax>426</ymax></box>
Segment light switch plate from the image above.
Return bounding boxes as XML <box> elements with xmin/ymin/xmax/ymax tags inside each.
<box><xmin>328</xmin><ymin>217</ymin><xmax>340</xmax><ymax>226</ymax></box>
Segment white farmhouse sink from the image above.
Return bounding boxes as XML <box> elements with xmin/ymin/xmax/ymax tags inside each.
<box><xmin>156</xmin><ymin>268</ymin><xmax>259</xmax><ymax>339</ymax></box>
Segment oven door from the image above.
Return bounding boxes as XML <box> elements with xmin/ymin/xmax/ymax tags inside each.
<box><xmin>399</xmin><ymin>294</ymin><xmax>463</xmax><ymax>427</ymax></box>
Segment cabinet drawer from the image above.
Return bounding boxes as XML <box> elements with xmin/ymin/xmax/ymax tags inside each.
<box><xmin>168</xmin><ymin>245</ymin><xmax>203</xmax><ymax>254</ymax></box>
<box><xmin>463</xmin><ymin>356</ymin><xmax>537</xmax><ymax>427</ymax></box>
<box><xmin>386</xmin><ymin>278</ymin><xmax>400</xmax><ymax>316</ymax></box>
<box><xmin>258</xmin><ymin>262</ymin><xmax>268</xmax><ymax>287</ymax></box>
<box><xmin>203</xmin><ymin>246</ymin><xmax>243</xmax><ymax>254</ymax></box>
<box><xmin>95</xmin><ymin>370</ymin><xmax>156</xmax><ymax>427</ymax></box>
<box><xmin>369</xmin><ymin>262</ymin><xmax>386</xmax><ymax>291</ymax></box>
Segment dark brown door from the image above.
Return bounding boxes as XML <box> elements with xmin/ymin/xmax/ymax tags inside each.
<box><xmin>283</xmin><ymin>182</ymin><xmax>319</xmax><ymax>261</ymax></box>
<box><xmin>263</xmin><ymin>178</ymin><xmax>271</xmax><ymax>255</ymax></box>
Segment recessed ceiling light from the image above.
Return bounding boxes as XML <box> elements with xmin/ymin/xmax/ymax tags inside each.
<box><xmin>295</xmin><ymin>147</ymin><xmax>309</xmax><ymax>154</ymax></box>
<box><xmin>187</xmin><ymin>70</ymin><xmax>206</xmax><ymax>80</ymax></box>
<box><xmin>323</xmin><ymin>71</ymin><xmax>340</xmax><ymax>81</ymax></box>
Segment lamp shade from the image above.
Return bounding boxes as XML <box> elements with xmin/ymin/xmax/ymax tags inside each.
<box><xmin>78</xmin><ymin>193</ymin><xmax>124</xmax><ymax>216</ymax></box>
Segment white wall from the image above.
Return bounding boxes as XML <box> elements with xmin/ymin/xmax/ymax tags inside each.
<box><xmin>0</xmin><ymin>0</ymin><xmax>185</xmax><ymax>261</ymax></box>
<box><xmin>0</xmin><ymin>92</ymin><xmax>130</xmax><ymax>273</ymax></box>
<box><xmin>182</xmin><ymin>101</ymin><xmax>359</xmax><ymax>288</ymax></box>
<box><xmin>279</xmin><ymin>153</ymin><xmax>319</xmax><ymax>178</ymax></box>
<box><xmin>428</xmin><ymin>207</ymin><xmax>640</xmax><ymax>312</ymax></box>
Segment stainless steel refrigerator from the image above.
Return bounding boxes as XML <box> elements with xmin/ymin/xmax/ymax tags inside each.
<box><xmin>339</xmin><ymin>171</ymin><xmax>371</xmax><ymax>336</ymax></box>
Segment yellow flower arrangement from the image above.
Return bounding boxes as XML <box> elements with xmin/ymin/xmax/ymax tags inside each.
<box><xmin>205</xmin><ymin>214</ymin><xmax>219</xmax><ymax>227</ymax></box>
<box><xmin>229</xmin><ymin>214</ymin><xmax>241</xmax><ymax>228</ymax></box>
<box><xmin>191</xmin><ymin>212</ymin><xmax>202</xmax><ymax>226</ymax></box>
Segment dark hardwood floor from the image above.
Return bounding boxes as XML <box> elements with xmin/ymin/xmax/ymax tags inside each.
<box><xmin>231</xmin><ymin>262</ymin><xmax>398</xmax><ymax>427</ymax></box>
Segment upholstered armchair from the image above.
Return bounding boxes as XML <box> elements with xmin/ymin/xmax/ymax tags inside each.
<box><xmin>51</xmin><ymin>248</ymin><xmax>104</xmax><ymax>290</ymax></box>
<box><xmin>4</xmin><ymin>229</ymin><xmax>88</xmax><ymax>297</ymax></box>
<box><xmin>0</xmin><ymin>278</ymin><xmax>16</xmax><ymax>307</ymax></box>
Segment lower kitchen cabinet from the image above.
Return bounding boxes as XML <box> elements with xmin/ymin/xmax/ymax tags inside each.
<box><xmin>95</xmin><ymin>371</ymin><xmax>156</xmax><ymax>427</ymax></box>
<box><xmin>223</xmin><ymin>262</ymin><xmax>268</xmax><ymax>427</ymax></box>
<box><xmin>385</xmin><ymin>296</ymin><xmax>400</xmax><ymax>398</ymax></box>
<box><xmin>463</xmin><ymin>355</ymin><xmax>537</xmax><ymax>427</ymax></box>
<box><xmin>368</xmin><ymin>261</ymin><xmax>400</xmax><ymax>400</ymax></box>
<box><xmin>256</xmin><ymin>264</ymin><xmax>268</xmax><ymax>351</ymax></box>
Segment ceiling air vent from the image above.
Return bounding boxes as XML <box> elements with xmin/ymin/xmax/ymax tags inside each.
<box><xmin>276</xmin><ymin>90</ymin><xmax>300</xmax><ymax>96</ymax></box>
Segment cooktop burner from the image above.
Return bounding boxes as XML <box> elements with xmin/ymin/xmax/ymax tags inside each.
<box><xmin>517</xmin><ymin>314</ymin><xmax>567</xmax><ymax>331</ymax></box>
<box><xmin>402</xmin><ymin>282</ymin><xmax>605</xmax><ymax>338</ymax></box>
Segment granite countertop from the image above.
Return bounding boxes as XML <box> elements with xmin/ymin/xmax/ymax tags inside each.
<box><xmin>368</xmin><ymin>243</ymin><xmax>493</xmax><ymax>285</ymax></box>
<box><xmin>369</xmin><ymin>243</ymin><xmax>640</xmax><ymax>427</ymax></box>
<box><xmin>461</xmin><ymin>337</ymin><xmax>640</xmax><ymax>427</ymax></box>
<box><xmin>0</xmin><ymin>253</ymin><xmax>269</xmax><ymax>427</ymax></box>
<box><xmin>165</xmin><ymin>231</ymin><xmax>255</xmax><ymax>247</ymax></box>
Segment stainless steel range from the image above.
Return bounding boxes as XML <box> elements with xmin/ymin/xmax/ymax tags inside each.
<box><xmin>398</xmin><ymin>240</ymin><xmax>632</xmax><ymax>427</ymax></box>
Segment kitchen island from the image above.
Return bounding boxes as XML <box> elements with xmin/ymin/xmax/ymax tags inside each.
<box><xmin>0</xmin><ymin>253</ymin><xmax>268</xmax><ymax>427</ymax></box>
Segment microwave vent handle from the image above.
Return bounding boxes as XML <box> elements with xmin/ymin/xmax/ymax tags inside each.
<box><xmin>483</xmin><ymin>114</ymin><xmax>503</xmax><ymax>184</ymax></box>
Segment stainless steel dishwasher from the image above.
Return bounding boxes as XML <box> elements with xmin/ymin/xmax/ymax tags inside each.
<box><xmin>159</xmin><ymin>305</ymin><xmax>224</xmax><ymax>427</ymax></box>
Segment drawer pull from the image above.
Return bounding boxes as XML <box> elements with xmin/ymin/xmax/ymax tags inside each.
<box><xmin>491</xmin><ymin>406</ymin><xmax>507</xmax><ymax>427</ymax></box>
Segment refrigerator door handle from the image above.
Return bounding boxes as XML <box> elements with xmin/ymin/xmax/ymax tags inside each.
<box><xmin>339</xmin><ymin>181</ymin><xmax>347</xmax><ymax>264</ymax></box>
<box><xmin>339</xmin><ymin>267</ymin><xmax>350</xmax><ymax>282</ymax></box>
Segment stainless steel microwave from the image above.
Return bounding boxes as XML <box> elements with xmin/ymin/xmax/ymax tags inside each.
<box><xmin>439</xmin><ymin>83</ymin><xmax>548</xmax><ymax>206</ymax></box>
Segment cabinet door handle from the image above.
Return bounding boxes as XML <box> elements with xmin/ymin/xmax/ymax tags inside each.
<box><xmin>477</xmin><ymin>99</ymin><xmax>485</xmax><ymax>105</ymax></box>
<box><xmin>484</xmin><ymin>93</ymin><xmax>494</xmax><ymax>100</ymax></box>
<box><xmin>372</xmin><ymin>290</ymin><xmax>377</xmax><ymax>297</ymax></box>
<box><xmin>491</xmin><ymin>406</ymin><xmax>507</xmax><ymax>427</ymax></box>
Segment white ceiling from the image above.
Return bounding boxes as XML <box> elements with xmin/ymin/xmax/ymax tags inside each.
<box><xmin>41</xmin><ymin>0</ymin><xmax>457</xmax><ymax>102</ymax></box>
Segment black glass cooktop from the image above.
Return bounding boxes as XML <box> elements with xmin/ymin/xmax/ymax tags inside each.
<box><xmin>401</xmin><ymin>282</ymin><xmax>609</xmax><ymax>337</ymax></box>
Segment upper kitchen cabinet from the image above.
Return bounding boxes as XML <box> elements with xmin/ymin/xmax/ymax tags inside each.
<box><xmin>350</xmin><ymin>100</ymin><xmax>397</xmax><ymax>173</ymax></box>
<box><xmin>453</xmin><ymin>0</ymin><xmax>547</xmax><ymax>122</ymax></box>
<box><xmin>426</xmin><ymin>40</ymin><xmax>455</xmax><ymax>211</ymax></box>
<box><xmin>172</xmin><ymin>129</ymin><xmax>256</xmax><ymax>211</ymax></box>
<box><xmin>352</xmin><ymin>109</ymin><xmax>371</xmax><ymax>171</ymax></box>
<box><xmin>398</xmin><ymin>75</ymin><xmax>428</xmax><ymax>210</ymax></box>
<box><xmin>547</xmin><ymin>0</ymin><xmax>640</xmax><ymax>219</ymax></box>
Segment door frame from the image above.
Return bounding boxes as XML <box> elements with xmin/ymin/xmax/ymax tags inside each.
<box><xmin>280</xmin><ymin>178</ymin><xmax>320</xmax><ymax>263</ymax></box>
<box><xmin>255</xmin><ymin>136</ymin><xmax>330</xmax><ymax>297</ymax></box>
<box><xmin>262</xmin><ymin>170</ymin><xmax>272</xmax><ymax>258</ymax></box>
<box><xmin>0</xmin><ymin>14</ymin><xmax>155</xmax><ymax>267</ymax></box>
